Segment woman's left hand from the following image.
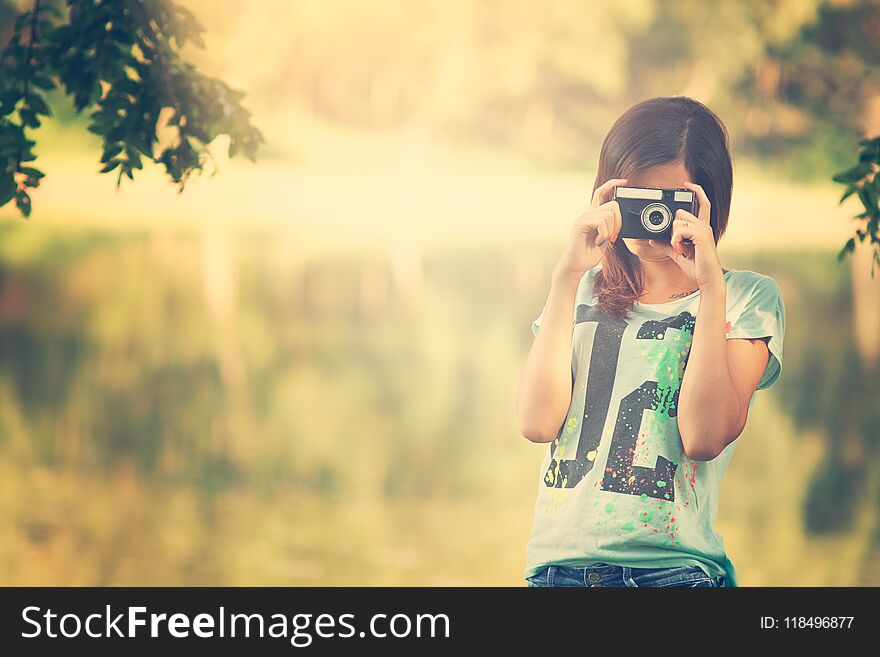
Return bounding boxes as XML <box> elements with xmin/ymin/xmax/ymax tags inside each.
<box><xmin>648</xmin><ymin>181</ymin><xmax>724</xmax><ymax>290</ymax></box>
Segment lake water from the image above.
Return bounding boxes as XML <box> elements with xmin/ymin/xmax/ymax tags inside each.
<box><xmin>0</xmin><ymin>224</ymin><xmax>877</xmax><ymax>585</ymax></box>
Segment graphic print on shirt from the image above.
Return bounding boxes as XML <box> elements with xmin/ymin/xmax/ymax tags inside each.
<box><xmin>544</xmin><ymin>304</ymin><xmax>695</xmax><ymax>505</ymax></box>
<box><xmin>543</xmin><ymin>304</ymin><xmax>626</xmax><ymax>489</ymax></box>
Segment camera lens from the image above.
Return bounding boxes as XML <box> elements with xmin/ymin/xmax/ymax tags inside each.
<box><xmin>640</xmin><ymin>203</ymin><xmax>670</xmax><ymax>232</ymax></box>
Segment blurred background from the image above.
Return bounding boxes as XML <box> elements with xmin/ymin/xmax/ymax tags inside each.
<box><xmin>1</xmin><ymin>0</ymin><xmax>879</xmax><ymax>586</ymax></box>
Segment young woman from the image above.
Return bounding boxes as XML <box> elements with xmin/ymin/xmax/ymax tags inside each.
<box><xmin>516</xmin><ymin>96</ymin><xmax>785</xmax><ymax>588</ymax></box>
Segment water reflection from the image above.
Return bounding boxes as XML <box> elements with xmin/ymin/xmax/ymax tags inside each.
<box><xmin>0</xmin><ymin>226</ymin><xmax>876</xmax><ymax>585</ymax></box>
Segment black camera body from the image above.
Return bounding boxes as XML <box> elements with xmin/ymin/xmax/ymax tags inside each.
<box><xmin>611</xmin><ymin>186</ymin><xmax>698</xmax><ymax>240</ymax></box>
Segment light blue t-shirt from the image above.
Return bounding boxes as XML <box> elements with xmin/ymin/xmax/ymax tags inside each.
<box><xmin>523</xmin><ymin>265</ymin><xmax>786</xmax><ymax>587</ymax></box>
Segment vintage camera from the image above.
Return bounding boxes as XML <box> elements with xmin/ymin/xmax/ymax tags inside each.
<box><xmin>611</xmin><ymin>186</ymin><xmax>698</xmax><ymax>240</ymax></box>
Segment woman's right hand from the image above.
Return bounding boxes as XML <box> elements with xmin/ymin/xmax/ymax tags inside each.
<box><xmin>554</xmin><ymin>177</ymin><xmax>626</xmax><ymax>279</ymax></box>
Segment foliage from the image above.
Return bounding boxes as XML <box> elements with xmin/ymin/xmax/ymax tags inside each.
<box><xmin>0</xmin><ymin>0</ymin><xmax>263</xmax><ymax>218</ymax></box>
<box><xmin>750</xmin><ymin>0</ymin><xmax>880</xmax><ymax>273</ymax></box>
<box><xmin>832</xmin><ymin>135</ymin><xmax>880</xmax><ymax>276</ymax></box>
<box><xmin>756</xmin><ymin>1</ymin><xmax>880</xmax><ymax>141</ymax></box>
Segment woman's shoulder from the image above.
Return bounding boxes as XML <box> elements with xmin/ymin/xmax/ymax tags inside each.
<box><xmin>724</xmin><ymin>268</ymin><xmax>783</xmax><ymax>306</ymax></box>
<box><xmin>724</xmin><ymin>268</ymin><xmax>780</xmax><ymax>291</ymax></box>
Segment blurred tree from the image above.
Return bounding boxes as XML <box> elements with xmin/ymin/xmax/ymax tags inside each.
<box><xmin>0</xmin><ymin>0</ymin><xmax>263</xmax><ymax>218</ymax></box>
<box><xmin>733</xmin><ymin>0</ymin><xmax>880</xmax><ymax>273</ymax></box>
<box><xmin>0</xmin><ymin>1</ymin><xmax>18</xmax><ymax>42</ymax></box>
<box><xmin>739</xmin><ymin>0</ymin><xmax>880</xmax><ymax>579</ymax></box>
<box><xmin>833</xmin><ymin>136</ymin><xmax>880</xmax><ymax>275</ymax></box>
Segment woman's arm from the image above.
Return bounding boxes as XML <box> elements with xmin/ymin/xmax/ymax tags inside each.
<box><xmin>676</xmin><ymin>282</ymin><xmax>770</xmax><ymax>461</ymax></box>
<box><xmin>516</xmin><ymin>266</ymin><xmax>580</xmax><ymax>443</ymax></box>
<box><xmin>517</xmin><ymin>180</ymin><xmax>625</xmax><ymax>443</ymax></box>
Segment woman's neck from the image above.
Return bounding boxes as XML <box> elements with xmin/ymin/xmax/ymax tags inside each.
<box><xmin>637</xmin><ymin>256</ymin><xmax>698</xmax><ymax>300</ymax></box>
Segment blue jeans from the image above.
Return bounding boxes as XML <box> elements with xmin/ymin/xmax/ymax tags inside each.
<box><xmin>525</xmin><ymin>562</ymin><xmax>726</xmax><ymax>587</ymax></box>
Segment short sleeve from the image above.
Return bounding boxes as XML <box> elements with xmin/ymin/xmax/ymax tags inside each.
<box><xmin>531</xmin><ymin>267</ymin><xmax>598</xmax><ymax>337</ymax></box>
<box><xmin>726</xmin><ymin>275</ymin><xmax>786</xmax><ymax>391</ymax></box>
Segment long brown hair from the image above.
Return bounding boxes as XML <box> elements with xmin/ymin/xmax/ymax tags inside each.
<box><xmin>593</xmin><ymin>96</ymin><xmax>733</xmax><ymax>319</ymax></box>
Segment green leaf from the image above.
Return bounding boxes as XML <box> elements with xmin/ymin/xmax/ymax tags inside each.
<box><xmin>88</xmin><ymin>82</ymin><xmax>102</xmax><ymax>106</ymax></box>
<box><xmin>858</xmin><ymin>145</ymin><xmax>880</xmax><ymax>163</ymax></box>
<box><xmin>28</xmin><ymin>94</ymin><xmax>51</xmax><ymax>116</ymax></box>
<box><xmin>14</xmin><ymin>190</ymin><xmax>31</xmax><ymax>218</ymax></box>
<box><xmin>839</xmin><ymin>185</ymin><xmax>857</xmax><ymax>203</ymax></box>
<box><xmin>838</xmin><ymin>237</ymin><xmax>855</xmax><ymax>262</ymax></box>
<box><xmin>131</xmin><ymin>135</ymin><xmax>153</xmax><ymax>157</ymax></box>
<box><xmin>100</xmin><ymin>144</ymin><xmax>124</xmax><ymax>162</ymax></box>
<box><xmin>860</xmin><ymin>182</ymin><xmax>879</xmax><ymax>216</ymax></box>
<box><xmin>100</xmin><ymin>160</ymin><xmax>121</xmax><ymax>173</ymax></box>
<box><xmin>18</xmin><ymin>166</ymin><xmax>44</xmax><ymax>180</ymax></box>
<box><xmin>101</xmin><ymin>143</ymin><xmax>122</xmax><ymax>162</ymax></box>
<box><xmin>0</xmin><ymin>173</ymin><xmax>16</xmax><ymax>206</ymax></box>
<box><xmin>31</xmin><ymin>74</ymin><xmax>55</xmax><ymax>90</ymax></box>
<box><xmin>832</xmin><ymin>162</ymin><xmax>872</xmax><ymax>184</ymax></box>
<box><xmin>112</xmin><ymin>78</ymin><xmax>139</xmax><ymax>96</ymax></box>
<box><xmin>19</xmin><ymin>109</ymin><xmax>41</xmax><ymax>128</ymax></box>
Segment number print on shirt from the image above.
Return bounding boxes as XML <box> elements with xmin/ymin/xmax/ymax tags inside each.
<box><xmin>543</xmin><ymin>305</ymin><xmax>626</xmax><ymax>489</ymax></box>
<box><xmin>600</xmin><ymin>312</ymin><xmax>695</xmax><ymax>500</ymax></box>
<box><xmin>544</xmin><ymin>305</ymin><xmax>695</xmax><ymax>503</ymax></box>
